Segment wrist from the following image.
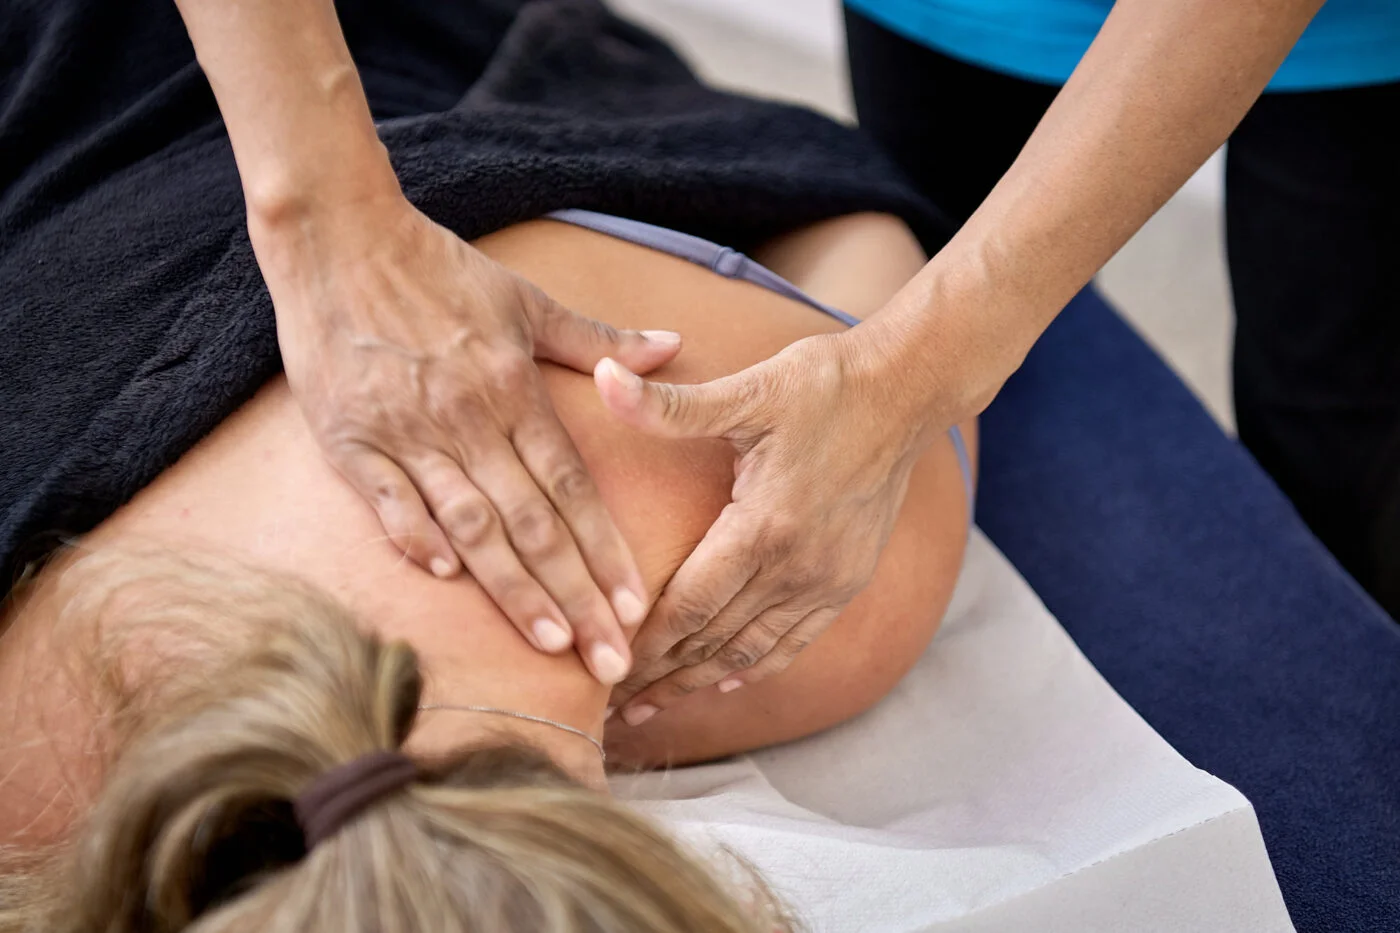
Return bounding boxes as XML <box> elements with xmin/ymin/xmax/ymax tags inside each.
<box><xmin>850</xmin><ymin>252</ymin><xmax>1021</xmax><ymax>437</ymax></box>
<box><xmin>243</xmin><ymin>132</ymin><xmax>402</xmax><ymax>235</ymax></box>
<box><xmin>233</xmin><ymin>52</ymin><xmax>401</xmax><ymax>233</ymax></box>
<box><xmin>245</xmin><ymin>158</ymin><xmax>413</xmax><ymax>344</ymax></box>
<box><xmin>244</xmin><ymin>140</ymin><xmax>409</xmax><ymax>288</ymax></box>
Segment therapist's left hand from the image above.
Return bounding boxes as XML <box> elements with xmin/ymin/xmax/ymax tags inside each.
<box><xmin>595</xmin><ymin>330</ymin><xmax>945</xmax><ymax>725</ymax></box>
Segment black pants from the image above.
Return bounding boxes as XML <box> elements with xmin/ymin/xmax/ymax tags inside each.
<box><xmin>844</xmin><ymin>8</ymin><xmax>1400</xmax><ymax>616</ymax></box>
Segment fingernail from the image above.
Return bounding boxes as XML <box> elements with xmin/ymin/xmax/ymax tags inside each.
<box><xmin>604</xmin><ymin>706</ymin><xmax>617</xmax><ymax>721</ymax></box>
<box><xmin>622</xmin><ymin>704</ymin><xmax>658</xmax><ymax>727</ymax></box>
<box><xmin>590</xmin><ymin>643</ymin><xmax>630</xmax><ymax>685</ymax></box>
<box><xmin>429</xmin><ymin>557</ymin><xmax>455</xmax><ymax>579</ymax></box>
<box><xmin>532</xmin><ymin>618</ymin><xmax>572</xmax><ymax>653</ymax></box>
<box><xmin>612</xmin><ymin>587</ymin><xmax>647</xmax><ymax>626</ymax></box>
<box><xmin>641</xmin><ymin>329</ymin><xmax>681</xmax><ymax>346</ymax></box>
<box><xmin>601</xmin><ymin>358</ymin><xmax>642</xmax><ymax>392</ymax></box>
<box><xmin>717</xmin><ymin>678</ymin><xmax>744</xmax><ymax>694</ymax></box>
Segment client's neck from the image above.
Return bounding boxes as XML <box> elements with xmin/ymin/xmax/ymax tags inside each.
<box><xmin>406</xmin><ymin>651</ymin><xmax>610</xmax><ymax>790</ymax></box>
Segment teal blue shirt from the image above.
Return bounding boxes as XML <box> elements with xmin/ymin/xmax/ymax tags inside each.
<box><xmin>846</xmin><ymin>0</ymin><xmax>1400</xmax><ymax>91</ymax></box>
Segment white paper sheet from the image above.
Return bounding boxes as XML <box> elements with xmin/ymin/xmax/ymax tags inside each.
<box><xmin>613</xmin><ymin>530</ymin><xmax>1294</xmax><ymax>932</ymax></box>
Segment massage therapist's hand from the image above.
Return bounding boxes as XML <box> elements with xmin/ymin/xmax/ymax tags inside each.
<box><xmin>250</xmin><ymin>189</ymin><xmax>681</xmax><ymax>684</ymax></box>
<box><xmin>595</xmin><ymin>330</ymin><xmax>946</xmax><ymax>722</ymax></box>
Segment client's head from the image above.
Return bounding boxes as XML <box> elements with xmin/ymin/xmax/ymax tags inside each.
<box><xmin>0</xmin><ymin>551</ymin><xmax>790</xmax><ymax>933</ymax></box>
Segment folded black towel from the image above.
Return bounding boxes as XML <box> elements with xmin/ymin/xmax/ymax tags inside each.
<box><xmin>0</xmin><ymin>0</ymin><xmax>946</xmax><ymax>592</ymax></box>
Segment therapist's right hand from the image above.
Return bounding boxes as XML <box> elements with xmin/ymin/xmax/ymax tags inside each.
<box><xmin>250</xmin><ymin>189</ymin><xmax>681</xmax><ymax>685</ymax></box>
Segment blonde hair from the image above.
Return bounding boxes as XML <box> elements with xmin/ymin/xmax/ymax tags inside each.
<box><xmin>0</xmin><ymin>551</ymin><xmax>793</xmax><ymax>932</ymax></box>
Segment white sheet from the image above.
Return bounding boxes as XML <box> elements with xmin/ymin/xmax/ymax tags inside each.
<box><xmin>613</xmin><ymin>530</ymin><xmax>1295</xmax><ymax>932</ymax></box>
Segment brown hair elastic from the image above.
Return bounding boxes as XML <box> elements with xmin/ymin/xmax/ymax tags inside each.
<box><xmin>293</xmin><ymin>750</ymin><xmax>419</xmax><ymax>848</ymax></box>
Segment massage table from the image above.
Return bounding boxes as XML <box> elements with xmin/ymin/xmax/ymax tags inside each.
<box><xmin>977</xmin><ymin>287</ymin><xmax>1400</xmax><ymax>931</ymax></box>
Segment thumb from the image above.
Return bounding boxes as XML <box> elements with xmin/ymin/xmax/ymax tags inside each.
<box><xmin>594</xmin><ymin>357</ymin><xmax>753</xmax><ymax>440</ymax></box>
<box><xmin>529</xmin><ymin>294</ymin><xmax>681</xmax><ymax>376</ymax></box>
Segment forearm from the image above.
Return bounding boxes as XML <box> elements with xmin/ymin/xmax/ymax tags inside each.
<box><xmin>173</xmin><ymin>0</ymin><xmax>399</xmax><ymax>221</ymax></box>
<box><xmin>862</xmin><ymin>0</ymin><xmax>1324</xmax><ymax>427</ymax></box>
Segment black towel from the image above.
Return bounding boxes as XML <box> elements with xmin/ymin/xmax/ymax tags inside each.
<box><xmin>0</xmin><ymin>0</ymin><xmax>947</xmax><ymax>593</ymax></box>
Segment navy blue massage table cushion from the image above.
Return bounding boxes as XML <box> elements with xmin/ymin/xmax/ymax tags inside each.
<box><xmin>976</xmin><ymin>286</ymin><xmax>1400</xmax><ymax>932</ymax></box>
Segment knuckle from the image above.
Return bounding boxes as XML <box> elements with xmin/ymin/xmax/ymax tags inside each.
<box><xmin>622</xmin><ymin>672</ymin><xmax>665</xmax><ymax>701</ymax></box>
<box><xmin>664</xmin><ymin>593</ymin><xmax>715</xmax><ymax>638</ymax></box>
<box><xmin>506</xmin><ymin>503</ymin><xmax>565</xmax><ymax>559</ymax></box>
<box><xmin>756</xmin><ymin>613</ymin><xmax>796</xmax><ymax>640</ymax></box>
<box><xmin>615</xmin><ymin>675</ymin><xmax>646</xmax><ymax>697</ymax></box>
<box><xmin>517</xmin><ymin>280</ymin><xmax>555</xmax><ymax>318</ymax></box>
<box><xmin>769</xmin><ymin>567</ymin><xmax>817</xmax><ymax>600</ymax></box>
<box><xmin>317</xmin><ymin>411</ymin><xmax>368</xmax><ymax>447</ymax></box>
<box><xmin>440</xmin><ymin>497</ymin><xmax>497</xmax><ymax>548</ymax></box>
<box><xmin>363</xmin><ymin>475</ymin><xmax>407</xmax><ymax>510</ymax></box>
<box><xmin>782</xmin><ymin>629</ymin><xmax>816</xmax><ymax>655</ymax></box>
<box><xmin>786</xmin><ymin>565</ymin><xmax>825</xmax><ymax>596</ymax></box>
<box><xmin>670</xmin><ymin>636</ymin><xmax>719</xmax><ymax>668</ymax></box>
<box><xmin>424</xmin><ymin>384</ymin><xmax>477</xmax><ymax>427</ymax></box>
<box><xmin>765</xmin><ymin>650</ymin><xmax>800</xmax><ymax>677</ymax></box>
<box><xmin>755</xmin><ymin>520</ymin><xmax>801</xmax><ymax>562</ymax></box>
<box><xmin>546</xmin><ymin>463</ymin><xmax>592</xmax><ymax>506</ymax></box>
<box><xmin>656</xmin><ymin>384</ymin><xmax>688</xmax><ymax>424</ymax></box>
<box><xmin>485</xmin><ymin>348</ymin><xmax>536</xmax><ymax>395</ymax></box>
<box><xmin>490</xmin><ymin>578</ymin><xmax>538</xmax><ymax>615</ymax></box>
<box><xmin>582</xmin><ymin>314</ymin><xmax>621</xmax><ymax>345</ymax></box>
<box><xmin>716</xmin><ymin>638</ymin><xmax>767</xmax><ymax>672</ymax></box>
<box><xmin>620</xmin><ymin>641</ymin><xmax>659</xmax><ymax>673</ymax></box>
<box><xmin>558</xmin><ymin>594</ymin><xmax>606</xmax><ymax>631</ymax></box>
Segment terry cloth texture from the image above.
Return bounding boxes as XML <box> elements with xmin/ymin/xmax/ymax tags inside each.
<box><xmin>0</xmin><ymin>0</ymin><xmax>946</xmax><ymax>592</ymax></box>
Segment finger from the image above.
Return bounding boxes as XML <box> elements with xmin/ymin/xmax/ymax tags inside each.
<box><xmin>724</xmin><ymin>606</ymin><xmax>841</xmax><ymax>686</ymax></box>
<box><xmin>607</xmin><ymin>508</ymin><xmax>759</xmax><ymax>705</ymax></box>
<box><xmin>461</xmin><ymin>438</ymin><xmax>633</xmax><ymax>686</ymax></box>
<box><xmin>594</xmin><ymin>358</ymin><xmax>751</xmax><ymax>440</ymax></box>
<box><xmin>617</xmin><ymin>599</ymin><xmax>809</xmax><ymax>725</ymax></box>
<box><xmin>333</xmin><ymin>445</ymin><xmax>460</xmax><ymax>578</ymax></box>
<box><xmin>404</xmin><ymin>454</ymin><xmax>577</xmax><ymax>657</ymax></box>
<box><xmin>528</xmin><ymin>293</ymin><xmax>682</xmax><ymax>375</ymax></box>
<box><xmin>616</xmin><ymin>581</ymin><xmax>778</xmax><ymax>704</ymax></box>
<box><xmin>511</xmin><ymin>409</ymin><xmax>650</xmax><ymax>630</ymax></box>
